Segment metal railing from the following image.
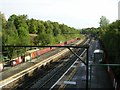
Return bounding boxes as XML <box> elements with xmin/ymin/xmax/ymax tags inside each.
<box><xmin>89</xmin><ymin>64</ymin><xmax>120</xmax><ymax>90</ymax></box>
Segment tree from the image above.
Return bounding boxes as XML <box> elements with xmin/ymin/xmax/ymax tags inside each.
<box><xmin>0</xmin><ymin>12</ymin><xmax>7</xmax><ymax>28</ymax></box>
<box><xmin>11</xmin><ymin>14</ymin><xmax>30</xmax><ymax>45</ymax></box>
<box><xmin>2</xmin><ymin>13</ymin><xmax>81</xmax><ymax>59</ymax></box>
<box><xmin>52</xmin><ymin>22</ymin><xmax>61</xmax><ymax>36</ymax></box>
<box><xmin>37</xmin><ymin>21</ymin><xmax>46</xmax><ymax>34</ymax></box>
<box><xmin>99</xmin><ymin>16</ymin><xmax>109</xmax><ymax>29</ymax></box>
<box><xmin>17</xmin><ymin>26</ymin><xmax>30</xmax><ymax>45</ymax></box>
<box><xmin>98</xmin><ymin>20</ymin><xmax>120</xmax><ymax>83</ymax></box>
<box><xmin>27</xmin><ymin>18</ymin><xmax>38</xmax><ymax>34</ymax></box>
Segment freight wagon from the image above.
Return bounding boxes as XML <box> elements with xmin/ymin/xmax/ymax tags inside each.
<box><xmin>1</xmin><ymin>37</ymin><xmax>80</xmax><ymax>70</ymax></box>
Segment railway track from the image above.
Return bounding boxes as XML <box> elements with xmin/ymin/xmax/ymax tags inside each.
<box><xmin>15</xmin><ymin>53</ymin><xmax>71</xmax><ymax>90</ymax></box>
<box><xmin>28</xmin><ymin>38</ymin><xmax>90</xmax><ymax>89</ymax></box>
<box><xmin>14</xmin><ymin>38</ymin><xmax>90</xmax><ymax>90</ymax></box>
<box><xmin>25</xmin><ymin>48</ymin><xmax>85</xmax><ymax>89</ymax></box>
<box><xmin>1</xmin><ymin>37</ymin><xmax>89</xmax><ymax>90</ymax></box>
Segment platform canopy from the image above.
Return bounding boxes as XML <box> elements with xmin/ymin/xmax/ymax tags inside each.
<box><xmin>94</xmin><ymin>49</ymin><xmax>103</xmax><ymax>54</ymax></box>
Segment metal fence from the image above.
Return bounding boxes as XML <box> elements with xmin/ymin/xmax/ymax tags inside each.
<box><xmin>89</xmin><ymin>64</ymin><xmax>120</xmax><ymax>90</ymax></box>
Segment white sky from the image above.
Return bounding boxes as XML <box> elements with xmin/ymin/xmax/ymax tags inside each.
<box><xmin>0</xmin><ymin>0</ymin><xmax>119</xmax><ymax>28</ymax></box>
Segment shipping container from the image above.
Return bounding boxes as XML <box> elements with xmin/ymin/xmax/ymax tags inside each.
<box><xmin>18</xmin><ymin>57</ymin><xmax>22</xmax><ymax>63</ymax></box>
<box><xmin>37</xmin><ymin>50</ymin><xmax>41</xmax><ymax>56</ymax></box>
<box><xmin>25</xmin><ymin>55</ymin><xmax>31</xmax><ymax>62</ymax></box>
<box><xmin>11</xmin><ymin>60</ymin><xmax>17</xmax><ymax>66</ymax></box>
<box><xmin>39</xmin><ymin>48</ymin><xmax>51</xmax><ymax>55</ymax></box>
<box><xmin>31</xmin><ymin>52</ymin><xmax>35</xmax><ymax>59</ymax></box>
<box><xmin>26</xmin><ymin>49</ymin><xmax>39</xmax><ymax>60</ymax></box>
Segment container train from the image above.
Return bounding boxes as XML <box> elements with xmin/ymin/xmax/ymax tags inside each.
<box><xmin>0</xmin><ymin>38</ymin><xmax>80</xmax><ymax>71</ymax></box>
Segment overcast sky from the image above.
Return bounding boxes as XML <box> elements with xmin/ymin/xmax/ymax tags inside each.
<box><xmin>0</xmin><ymin>0</ymin><xmax>119</xmax><ymax>28</ymax></box>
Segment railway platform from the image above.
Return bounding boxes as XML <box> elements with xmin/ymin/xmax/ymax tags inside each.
<box><xmin>55</xmin><ymin>39</ymin><xmax>114</xmax><ymax>89</ymax></box>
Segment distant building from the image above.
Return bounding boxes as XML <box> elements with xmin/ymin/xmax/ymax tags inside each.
<box><xmin>118</xmin><ymin>1</ymin><xmax>120</xmax><ymax>20</ymax></box>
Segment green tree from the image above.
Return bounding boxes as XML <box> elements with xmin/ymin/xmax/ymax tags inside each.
<box><xmin>37</xmin><ymin>21</ymin><xmax>46</xmax><ymax>34</ymax></box>
<box><xmin>52</xmin><ymin>22</ymin><xmax>61</xmax><ymax>36</ymax></box>
<box><xmin>99</xmin><ymin>20</ymin><xmax>120</xmax><ymax>83</ymax></box>
<box><xmin>11</xmin><ymin>14</ymin><xmax>30</xmax><ymax>45</ymax></box>
<box><xmin>99</xmin><ymin>16</ymin><xmax>109</xmax><ymax>29</ymax></box>
<box><xmin>27</xmin><ymin>18</ymin><xmax>38</xmax><ymax>34</ymax></box>
<box><xmin>0</xmin><ymin>12</ymin><xmax>6</xmax><ymax>29</ymax></box>
<box><xmin>17</xmin><ymin>26</ymin><xmax>30</xmax><ymax>45</ymax></box>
